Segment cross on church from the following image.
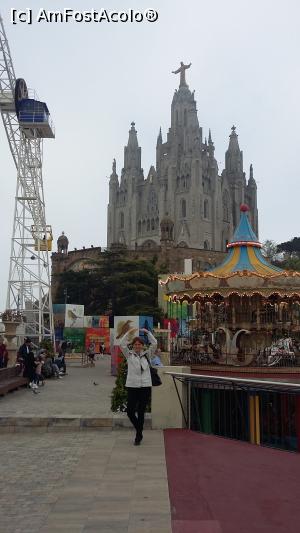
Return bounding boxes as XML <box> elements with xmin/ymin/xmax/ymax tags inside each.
<box><xmin>172</xmin><ymin>62</ymin><xmax>192</xmax><ymax>87</ymax></box>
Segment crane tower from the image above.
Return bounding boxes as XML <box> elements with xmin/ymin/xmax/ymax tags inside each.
<box><xmin>0</xmin><ymin>13</ymin><xmax>55</xmax><ymax>344</ymax></box>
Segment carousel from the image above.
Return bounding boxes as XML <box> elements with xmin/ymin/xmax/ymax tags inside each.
<box><xmin>160</xmin><ymin>205</ymin><xmax>300</xmax><ymax>367</ymax></box>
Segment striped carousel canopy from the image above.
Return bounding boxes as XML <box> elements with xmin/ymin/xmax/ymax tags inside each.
<box><xmin>211</xmin><ymin>204</ymin><xmax>282</xmax><ymax>276</ymax></box>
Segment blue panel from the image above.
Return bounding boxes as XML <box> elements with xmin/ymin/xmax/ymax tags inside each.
<box><xmin>233</xmin><ymin>246</ymin><xmax>254</xmax><ymax>271</ymax></box>
<box><xmin>232</xmin><ymin>212</ymin><xmax>258</xmax><ymax>243</ymax></box>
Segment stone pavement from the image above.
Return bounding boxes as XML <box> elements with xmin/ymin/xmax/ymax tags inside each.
<box><xmin>0</xmin><ymin>430</ymin><xmax>171</xmax><ymax>533</ymax></box>
<box><xmin>0</xmin><ymin>356</ymin><xmax>114</xmax><ymax>418</ymax></box>
<box><xmin>0</xmin><ymin>357</ymin><xmax>172</xmax><ymax>532</ymax></box>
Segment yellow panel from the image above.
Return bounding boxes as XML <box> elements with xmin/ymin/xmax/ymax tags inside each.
<box><xmin>247</xmin><ymin>247</ymin><xmax>277</xmax><ymax>276</ymax></box>
<box><xmin>212</xmin><ymin>247</ymin><xmax>240</xmax><ymax>275</ymax></box>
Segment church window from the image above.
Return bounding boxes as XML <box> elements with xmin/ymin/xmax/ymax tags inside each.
<box><xmin>151</xmin><ymin>218</ymin><xmax>155</xmax><ymax>230</ymax></box>
<box><xmin>184</xmin><ymin>109</ymin><xmax>187</xmax><ymax>126</ymax></box>
<box><xmin>147</xmin><ymin>219</ymin><xmax>150</xmax><ymax>231</ymax></box>
<box><xmin>177</xmin><ymin>176</ymin><xmax>180</xmax><ymax>189</ymax></box>
<box><xmin>156</xmin><ymin>217</ymin><xmax>159</xmax><ymax>229</ymax></box>
<box><xmin>176</xmin><ymin>110</ymin><xmax>179</xmax><ymax>126</ymax></box>
<box><xmin>119</xmin><ymin>211</ymin><xmax>124</xmax><ymax>229</ymax></box>
<box><xmin>223</xmin><ymin>191</ymin><xmax>230</xmax><ymax>222</ymax></box>
<box><xmin>181</xmin><ymin>198</ymin><xmax>187</xmax><ymax>218</ymax></box>
<box><xmin>138</xmin><ymin>221</ymin><xmax>141</xmax><ymax>235</ymax></box>
<box><xmin>142</xmin><ymin>220</ymin><xmax>146</xmax><ymax>232</ymax></box>
<box><xmin>204</xmin><ymin>240</ymin><xmax>210</xmax><ymax>250</ymax></box>
<box><xmin>204</xmin><ymin>199</ymin><xmax>209</xmax><ymax>219</ymax></box>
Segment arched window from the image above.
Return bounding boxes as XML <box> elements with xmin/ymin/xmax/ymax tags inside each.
<box><xmin>151</xmin><ymin>218</ymin><xmax>155</xmax><ymax>230</ymax></box>
<box><xmin>184</xmin><ymin>109</ymin><xmax>187</xmax><ymax>126</ymax></box>
<box><xmin>181</xmin><ymin>198</ymin><xmax>186</xmax><ymax>218</ymax></box>
<box><xmin>204</xmin><ymin>240</ymin><xmax>210</xmax><ymax>250</ymax></box>
<box><xmin>147</xmin><ymin>219</ymin><xmax>150</xmax><ymax>231</ymax></box>
<box><xmin>204</xmin><ymin>199</ymin><xmax>209</xmax><ymax>219</ymax></box>
<box><xmin>119</xmin><ymin>211</ymin><xmax>124</xmax><ymax>229</ymax></box>
<box><xmin>138</xmin><ymin>221</ymin><xmax>141</xmax><ymax>235</ymax></box>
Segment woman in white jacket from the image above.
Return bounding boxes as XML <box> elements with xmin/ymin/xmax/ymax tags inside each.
<box><xmin>119</xmin><ymin>327</ymin><xmax>157</xmax><ymax>445</ymax></box>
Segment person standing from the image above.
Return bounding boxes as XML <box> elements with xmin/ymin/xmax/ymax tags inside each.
<box><xmin>18</xmin><ymin>338</ymin><xmax>35</xmax><ymax>387</ymax></box>
<box><xmin>119</xmin><ymin>327</ymin><xmax>157</xmax><ymax>445</ymax></box>
<box><xmin>0</xmin><ymin>338</ymin><xmax>8</xmax><ymax>368</ymax></box>
<box><xmin>87</xmin><ymin>341</ymin><xmax>96</xmax><ymax>367</ymax></box>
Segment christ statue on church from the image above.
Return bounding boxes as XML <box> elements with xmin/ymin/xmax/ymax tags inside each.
<box><xmin>172</xmin><ymin>62</ymin><xmax>192</xmax><ymax>87</ymax></box>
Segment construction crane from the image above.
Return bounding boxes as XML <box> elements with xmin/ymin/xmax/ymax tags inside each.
<box><xmin>0</xmin><ymin>12</ymin><xmax>55</xmax><ymax>345</ymax></box>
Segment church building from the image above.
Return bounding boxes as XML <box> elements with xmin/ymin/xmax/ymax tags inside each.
<box><xmin>107</xmin><ymin>63</ymin><xmax>258</xmax><ymax>252</ymax></box>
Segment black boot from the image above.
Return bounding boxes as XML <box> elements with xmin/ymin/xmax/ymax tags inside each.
<box><xmin>134</xmin><ymin>430</ymin><xmax>143</xmax><ymax>445</ymax></box>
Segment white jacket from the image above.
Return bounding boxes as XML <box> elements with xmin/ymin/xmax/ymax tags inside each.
<box><xmin>119</xmin><ymin>330</ymin><xmax>157</xmax><ymax>388</ymax></box>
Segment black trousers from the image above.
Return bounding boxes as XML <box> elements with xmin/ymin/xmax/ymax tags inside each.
<box><xmin>126</xmin><ymin>387</ymin><xmax>151</xmax><ymax>434</ymax></box>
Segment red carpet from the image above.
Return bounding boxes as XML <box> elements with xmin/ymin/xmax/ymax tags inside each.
<box><xmin>164</xmin><ymin>429</ymin><xmax>300</xmax><ymax>533</ymax></box>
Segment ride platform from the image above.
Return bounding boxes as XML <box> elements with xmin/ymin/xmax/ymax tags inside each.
<box><xmin>18</xmin><ymin>98</ymin><xmax>55</xmax><ymax>138</ymax></box>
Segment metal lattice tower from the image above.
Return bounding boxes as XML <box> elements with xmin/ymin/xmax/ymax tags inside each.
<box><xmin>0</xmin><ymin>13</ymin><xmax>55</xmax><ymax>344</ymax></box>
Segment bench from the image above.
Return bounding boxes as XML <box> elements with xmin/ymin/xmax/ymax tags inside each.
<box><xmin>0</xmin><ymin>366</ymin><xmax>28</xmax><ymax>396</ymax></box>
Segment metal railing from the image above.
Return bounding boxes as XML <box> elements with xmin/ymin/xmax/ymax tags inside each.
<box><xmin>166</xmin><ymin>372</ymin><xmax>300</xmax><ymax>453</ymax></box>
<box><xmin>170</xmin><ymin>348</ymin><xmax>300</xmax><ymax>368</ymax></box>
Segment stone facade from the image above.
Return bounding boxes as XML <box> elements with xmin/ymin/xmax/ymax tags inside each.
<box><xmin>107</xmin><ymin>67</ymin><xmax>258</xmax><ymax>252</ymax></box>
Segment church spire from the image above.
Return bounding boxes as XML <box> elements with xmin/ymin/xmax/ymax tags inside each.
<box><xmin>208</xmin><ymin>129</ymin><xmax>215</xmax><ymax>158</ymax></box>
<box><xmin>157</xmin><ymin>127</ymin><xmax>162</xmax><ymax>146</ymax></box>
<box><xmin>248</xmin><ymin>164</ymin><xmax>256</xmax><ymax>187</ymax></box>
<box><xmin>225</xmin><ymin>125</ymin><xmax>243</xmax><ymax>174</ymax></box>
<box><xmin>127</xmin><ymin>121</ymin><xmax>138</xmax><ymax>149</ymax></box>
<box><xmin>228</xmin><ymin>125</ymin><xmax>240</xmax><ymax>152</ymax></box>
<box><xmin>124</xmin><ymin>121</ymin><xmax>142</xmax><ymax>171</ymax></box>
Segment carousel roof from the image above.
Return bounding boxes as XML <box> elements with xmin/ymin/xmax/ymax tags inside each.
<box><xmin>211</xmin><ymin>204</ymin><xmax>282</xmax><ymax>276</ymax></box>
<box><xmin>160</xmin><ymin>204</ymin><xmax>300</xmax><ymax>300</ymax></box>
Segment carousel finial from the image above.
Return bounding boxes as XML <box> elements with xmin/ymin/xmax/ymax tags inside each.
<box><xmin>240</xmin><ymin>203</ymin><xmax>249</xmax><ymax>212</ymax></box>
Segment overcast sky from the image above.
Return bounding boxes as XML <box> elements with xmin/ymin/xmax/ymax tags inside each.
<box><xmin>0</xmin><ymin>0</ymin><xmax>299</xmax><ymax>310</ymax></box>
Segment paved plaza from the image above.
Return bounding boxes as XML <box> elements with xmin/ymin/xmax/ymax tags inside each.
<box><xmin>0</xmin><ymin>430</ymin><xmax>171</xmax><ymax>533</ymax></box>
<box><xmin>0</xmin><ymin>356</ymin><xmax>114</xmax><ymax>419</ymax></box>
<box><xmin>0</xmin><ymin>358</ymin><xmax>171</xmax><ymax>533</ymax></box>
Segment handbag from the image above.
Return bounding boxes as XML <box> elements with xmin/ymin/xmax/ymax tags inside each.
<box><xmin>144</xmin><ymin>355</ymin><xmax>162</xmax><ymax>387</ymax></box>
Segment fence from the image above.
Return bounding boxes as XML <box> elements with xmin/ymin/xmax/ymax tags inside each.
<box><xmin>170</xmin><ymin>347</ymin><xmax>300</xmax><ymax>368</ymax></box>
<box><xmin>166</xmin><ymin>372</ymin><xmax>300</xmax><ymax>453</ymax></box>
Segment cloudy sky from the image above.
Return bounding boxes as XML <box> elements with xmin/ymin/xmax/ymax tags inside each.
<box><xmin>0</xmin><ymin>0</ymin><xmax>299</xmax><ymax>310</ymax></box>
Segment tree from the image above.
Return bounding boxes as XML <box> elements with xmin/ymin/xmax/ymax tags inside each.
<box><xmin>277</xmin><ymin>237</ymin><xmax>300</xmax><ymax>258</ymax></box>
<box><xmin>261</xmin><ymin>240</ymin><xmax>279</xmax><ymax>262</ymax></box>
<box><xmin>54</xmin><ymin>250</ymin><xmax>163</xmax><ymax>322</ymax></box>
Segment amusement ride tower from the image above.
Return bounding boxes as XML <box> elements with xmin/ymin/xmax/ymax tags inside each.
<box><xmin>0</xmin><ymin>13</ymin><xmax>55</xmax><ymax>344</ymax></box>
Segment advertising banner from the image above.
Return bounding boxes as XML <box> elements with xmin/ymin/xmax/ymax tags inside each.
<box><xmin>53</xmin><ymin>303</ymin><xmax>66</xmax><ymax>341</ymax></box>
<box><xmin>92</xmin><ymin>316</ymin><xmax>100</xmax><ymax>327</ymax></box>
<box><xmin>139</xmin><ymin>315</ymin><xmax>154</xmax><ymax>344</ymax></box>
<box><xmin>85</xmin><ymin>328</ymin><xmax>110</xmax><ymax>353</ymax></box>
<box><xmin>99</xmin><ymin>316</ymin><xmax>109</xmax><ymax>328</ymax></box>
<box><xmin>113</xmin><ymin>316</ymin><xmax>139</xmax><ymax>346</ymax></box>
<box><xmin>84</xmin><ymin>316</ymin><xmax>93</xmax><ymax>328</ymax></box>
<box><xmin>65</xmin><ymin>304</ymin><xmax>84</xmax><ymax>328</ymax></box>
<box><xmin>63</xmin><ymin>328</ymin><xmax>85</xmax><ymax>352</ymax></box>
